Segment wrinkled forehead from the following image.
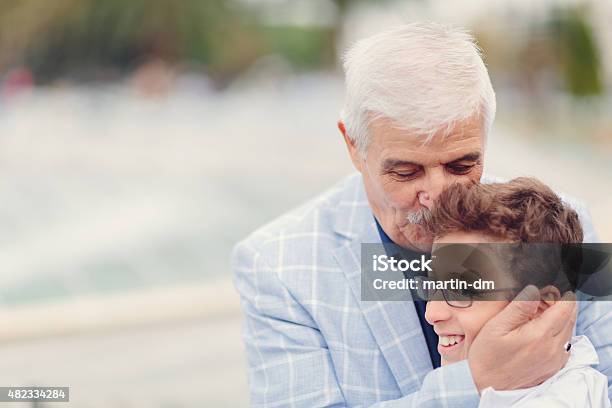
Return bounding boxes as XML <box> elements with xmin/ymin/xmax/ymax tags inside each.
<box><xmin>372</xmin><ymin>114</ymin><xmax>484</xmax><ymax>140</ymax></box>
<box><xmin>366</xmin><ymin>116</ymin><xmax>486</xmax><ymax>159</ymax></box>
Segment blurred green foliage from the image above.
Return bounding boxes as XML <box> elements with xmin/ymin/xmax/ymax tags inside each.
<box><xmin>261</xmin><ymin>26</ymin><xmax>335</xmax><ymax>69</ymax></box>
<box><xmin>0</xmin><ymin>0</ymin><xmax>339</xmax><ymax>86</ymax></box>
<box><xmin>0</xmin><ymin>0</ymin><xmax>604</xmax><ymax>98</ymax></box>
<box><xmin>551</xmin><ymin>6</ymin><xmax>603</xmax><ymax>97</ymax></box>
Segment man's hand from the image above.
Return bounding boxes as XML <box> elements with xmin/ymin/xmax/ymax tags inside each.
<box><xmin>468</xmin><ymin>285</ymin><xmax>578</xmax><ymax>392</ymax></box>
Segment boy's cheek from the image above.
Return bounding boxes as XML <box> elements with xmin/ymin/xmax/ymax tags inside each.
<box><xmin>461</xmin><ymin>338</ymin><xmax>473</xmax><ymax>360</ymax></box>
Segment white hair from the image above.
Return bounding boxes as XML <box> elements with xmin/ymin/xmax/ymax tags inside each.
<box><xmin>340</xmin><ymin>23</ymin><xmax>496</xmax><ymax>154</ymax></box>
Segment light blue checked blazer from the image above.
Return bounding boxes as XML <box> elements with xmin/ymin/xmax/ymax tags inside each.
<box><xmin>232</xmin><ymin>173</ymin><xmax>612</xmax><ymax>407</ymax></box>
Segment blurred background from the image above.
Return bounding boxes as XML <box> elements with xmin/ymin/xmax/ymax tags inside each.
<box><xmin>0</xmin><ymin>0</ymin><xmax>611</xmax><ymax>406</ymax></box>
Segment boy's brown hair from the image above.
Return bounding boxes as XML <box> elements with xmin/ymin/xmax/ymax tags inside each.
<box><xmin>424</xmin><ymin>177</ymin><xmax>583</xmax><ymax>243</ymax></box>
<box><xmin>424</xmin><ymin>177</ymin><xmax>584</xmax><ymax>291</ymax></box>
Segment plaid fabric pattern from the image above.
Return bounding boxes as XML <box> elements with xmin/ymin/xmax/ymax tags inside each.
<box><xmin>232</xmin><ymin>172</ymin><xmax>611</xmax><ymax>407</ymax></box>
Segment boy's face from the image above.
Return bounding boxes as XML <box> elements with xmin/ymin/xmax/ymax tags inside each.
<box><xmin>425</xmin><ymin>231</ymin><xmax>515</xmax><ymax>365</ymax></box>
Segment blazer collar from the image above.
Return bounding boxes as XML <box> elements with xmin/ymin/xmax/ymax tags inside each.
<box><xmin>331</xmin><ymin>174</ymin><xmax>433</xmax><ymax>394</ymax></box>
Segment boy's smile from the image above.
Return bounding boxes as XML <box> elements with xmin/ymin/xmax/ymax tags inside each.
<box><xmin>425</xmin><ymin>231</ymin><xmax>513</xmax><ymax>365</ymax></box>
<box><xmin>428</xmin><ymin>298</ymin><xmax>508</xmax><ymax>365</ymax></box>
<box><xmin>436</xmin><ymin>333</ymin><xmax>466</xmax><ymax>358</ymax></box>
<box><xmin>425</xmin><ymin>231</ymin><xmax>563</xmax><ymax>365</ymax></box>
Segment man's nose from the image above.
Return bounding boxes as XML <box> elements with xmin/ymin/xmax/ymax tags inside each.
<box><xmin>424</xmin><ymin>298</ymin><xmax>453</xmax><ymax>325</ymax></box>
<box><xmin>418</xmin><ymin>191</ymin><xmax>434</xmax><ymax>209</ymax></box>
<box><xmin>418</xmin><ymin>168</ymin><xmax>446</xmax><ymax>210</ymax></box>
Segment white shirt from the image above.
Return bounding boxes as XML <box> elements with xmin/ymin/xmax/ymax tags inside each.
<box><xmin>479</xmin><ymin>336</ymin><xmax>611</xmax><ymax>408</ymax></box>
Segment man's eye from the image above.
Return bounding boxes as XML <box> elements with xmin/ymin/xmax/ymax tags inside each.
<box><xmin>390</xmin><ymin>171</ymin><xmax>419</xmax><ymax>180</ymax></box>
<box><xmin>447</xmin><ymin>164</ymin><xmax>475</xmax><ymax>174</ymax></box>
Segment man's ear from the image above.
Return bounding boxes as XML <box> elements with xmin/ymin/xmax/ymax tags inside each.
<box><xmin>537</xmin><ymin>285</ymin><xmax>562</xmax><ymax>314</ymax></box>
<box><xmin>338</xmin><ymin>120</ymin><xmax>363</xmax><ymax>172</ymax></box>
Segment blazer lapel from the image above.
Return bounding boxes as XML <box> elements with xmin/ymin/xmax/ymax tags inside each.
<box><xmin>331</xmin><ymin>175</ymin><xmax>433</xmax><ymax>394</ymax></box>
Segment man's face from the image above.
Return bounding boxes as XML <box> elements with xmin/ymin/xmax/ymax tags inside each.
<box><xmin>343</xmin><ymin>115</ymin><xmax>485</xmax><ymax>251</ymax></box>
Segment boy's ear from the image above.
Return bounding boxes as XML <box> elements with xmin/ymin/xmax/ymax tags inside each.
<box><xmin>537</xmin><ymin>285</ymin><xmax>562</xmax><ymax>313</ymax></box>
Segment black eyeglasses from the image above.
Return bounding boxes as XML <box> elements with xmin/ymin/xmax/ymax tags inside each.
<box><xmin>413</xmin><ymin>276</ymin><xmax>520</xmax><ymax>308</ymax></box>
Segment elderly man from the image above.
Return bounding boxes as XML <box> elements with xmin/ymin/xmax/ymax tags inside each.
<box><xmin>232</xmin><ymin>23</ymin><xmax>611</xmax><ymax>407</ymax></box>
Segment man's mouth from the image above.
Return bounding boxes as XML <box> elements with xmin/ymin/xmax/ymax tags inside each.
<box><xmin>405</xmin><ymin>208</ymin><xmax>432</xmax><ymax>225</ymax></box>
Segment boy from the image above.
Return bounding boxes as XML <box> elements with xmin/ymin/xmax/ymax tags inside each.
<box><xmin>422</xmin><ymin>177</ymin><xmax>610</xmax><ymax>407</ymax></box>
